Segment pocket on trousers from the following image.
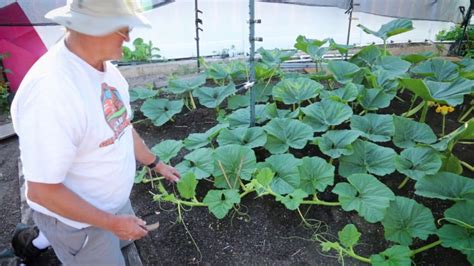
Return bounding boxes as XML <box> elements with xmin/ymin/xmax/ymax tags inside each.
<box><xmin>54</xmin><ymin>220</ymin><xmax>89</xmax><ymax>257</ymax></box>
<box><xmin>68</xmin><ymin>232</ymin><xmax>88</xmax><ymax>257</ymax></box>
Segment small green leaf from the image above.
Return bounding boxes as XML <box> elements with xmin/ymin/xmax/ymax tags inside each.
<box><xmin>272</xmin><ymin>77</ymin><xmax>322</xmax><ymax>104</ymax></box>
<box><xmin>357</xmin><ymin>19</ymin><xmax>413</xmax><ymax>41</ymax></box>
<box><xmin>276</xmin><ymin>189</ymin><xmax>308</xmax><ymax>210</ymax></box>
<box><xmin>193</xmin><ymin>83</ymin><xmax>236</xmax><ymax>108</ymax></box>
<box><xmin>327</xmin><ymin>61</ymin><xmax>361</xmax><ymax>84</ymax></box>
<box><xmin>333</xmin><ymin>173</ymin><xmax>395</xmax><ymax>223</ymax></box>
<box><xmin>177</xmin><ymin>172</ymin><xmax>198</xmax><ymax>199</ymax></box>
<box><xmin>141</xmin><ymin>98</ymin><xmax>184</xmax><ymax>126</ymax></box>
<box><xmin>227</xmin><ymin>105</ymin><xmax>268</xmax><ymax>128</ymax></box>
<box><xmin>415</xmin><ymin>172</ymin><xmax>474</xmax><ymax>201</ymax></box>
<box><xmin>338</xmin><ymin>224</ymin><xmax>361</xmax><ymax>249</ymax></box>
<box><xmin>217</xmin><ymin>127</ymin><xmax>267</xmax><ymax>148</ymax></box>
<box><xmin>314</xmin><ymin>130</ymin><xmax>361</xmax><ymax>159</ymax></box>
<box><xmin>167</xmin><ymin>74</ymin><xmax>206</xmax><ymax>94</ymax></box>
<box><xmin>184</xmin><ymin>123</ymin><xmax>228</xmax><ymax>150</ymax></box>
<box><xmin>302</xmin><ymin>99</ymin><xmax>353</xmax><ymax>132</ymax></box>
<box><xmin>339</xmin><ymin>140</ymin><xmax>397</xmax><ymax>178</ymax></box>
<box><xmin>370</xmin><ymin>245</ymin><xmax>412</xmax><ymax>266</ymax></box>
<box><xmin>263</xmin><ymin>118</ymin><xmax>314</xmax><ymax>154</ymax></box>
<box><xmin>298</xmin><ymin>157</ymin><xmax>335</xmax><ymax>194</ymax></box>
<box><xmin>393</xmin><ymin>116</ymin><xmax>437</xmax><ymax>149</ymax></box>
<box><xmin>319</xmin><ymin>82</ymin><xmax>361</xmax><ymax>103</ymax></box>
<box><xmin>203</xmin><ymin>189</ymin><xmax>241</xmax><ymax>219</ymax></box>
<box><xmin>260</xmin><ymin>154</ymin><xmax>301</xmax><ymax>195</ymax></box>
<box><xmin>175</xmin><ymin>148</ymin><xmax>214</xmax><ymax>180</ymax></box>
<box><xmin>150</xmin><ymin>140</ymin><xmax>183</xmax><ymax>164</ymax></box>
<box><xmin>358</xmin><ymin>87</ymin><xmax>393</xmax><ymax>111</ymax></box>
<box><xmin>351</xmin><ymin>114</ymin><xmax>394</xmax><ymax>142</ymax></box>
<box><xmin>382</xmin><ymin>197</ymin><xmax>436</xmax><ymax>245</ymax></box>
<box><xmin>256</xmin><ymin>167</ymin><xmax>274</xmax><ymax>187</ymax></box>
<box><xmin>213</xmin><ymin>145</ymin><xmax>257</xmax><ymax>189</ymax></box>
<box><xmin>411</xmin><ymin>59</ymin><xmax>459</xmax><ymax>82</ymax></box>
<box><xmin>395</xmin><ymin>147</ymin><xmax>442</xmax><ymax>181</ymax></box>
<box><xmin>438</xmin><ymin>202</ymin><xmax>474</xmax><ymax>257</ymax></box>
<box><xmin>129</xmin><ymin>87</ymin><xmax>157</xmax><ymax>102</ymax></box>
<box><xmin>134</xmin><ymin>167</ymin><xmax>147</xmax><ymax>184</ymax></box>
<box><xmin>350</xmin><ymin>45</ymin><xmax>382</xmax><ymax>68</ymax></box>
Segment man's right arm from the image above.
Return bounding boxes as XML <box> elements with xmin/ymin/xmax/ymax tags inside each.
<box><xmin>27</xmin><ymin>181</ymin><xmax>147</xmax><ymax>240</ymax></box>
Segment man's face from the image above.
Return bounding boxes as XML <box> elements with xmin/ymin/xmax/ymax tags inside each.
<box><xmin>99</xmin><ymin>27</ymin><xmax>131</xmax><ymax>61</ymax></box>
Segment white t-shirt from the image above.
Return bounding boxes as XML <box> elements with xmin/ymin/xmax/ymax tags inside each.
<box><xmin>11</xmin><ymin>39</ymin><xmax>136</xmax><ymax>229</ymax></box>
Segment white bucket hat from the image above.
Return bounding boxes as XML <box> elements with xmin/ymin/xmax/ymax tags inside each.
<box><xmin>45</xmin><ymin>0</ymin><xmax>152</xmax><ymax>36</ymax></box>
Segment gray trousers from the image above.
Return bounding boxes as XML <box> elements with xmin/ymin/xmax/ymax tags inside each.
<box><xmin>33</xmin><ymin>200</ymin><xmax>135</xmax><ymax>266</ymax></box>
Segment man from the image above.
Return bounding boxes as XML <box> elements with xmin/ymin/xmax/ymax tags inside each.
<box><xmin>10</xmin><ymin>0</ymin><xmax>180</xmax><ymax>265</ymax></box>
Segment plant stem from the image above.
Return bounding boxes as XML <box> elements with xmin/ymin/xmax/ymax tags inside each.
<box><xmin>346</xmin><ymin>249</ymin><xmax>371</xmax><ymax>263</ymax></box>
<box><xmin>383</xmin><ymin>40</ymin><xmax>387</xmax><ymax>56</ymax></box>
<box><xmin>189</xmin><ymin>91</ymin><xmax>197</xmax><ymax>109</ymax></box>
<box><xmin>441</xmin><ymin>115</ymin><xmax>446</xmax><ymax>137</ymax></box>
<box><xmin>297</xmin><ymin>207</ymin><xmax>313</xmax><ymax>227</ymax></box>
<box><xmin>411</xmin><ymin>240</ymin><xmax>442</xmax><ymax>256</ymax></box>
<box><xmin>177</xmin><ymin>199</ymin><xmax>207</xmax><ymax>207</ymax></box>
<box><xmin>402</xmin><ymin>100</ymin><xmax>424</xmax><ymax>118</ymax></box>
<box><xmin>398</xmin><ymin>177</ymin><xmax>410</xmax><ymax>189</ymax></box>
<box><xmin>419</xmin><ymin>101</ymin><xmax>429</xmax><ymax>123</ymax></box>
<box><xmin>460</xmin><ymin>160</ymin><xmax>474</xmax><ymax>172</ymax></box>
<box><xmin>458</xmin><ymin>105</ymin><xmax>473</xmax><ymax>122</ymax></box>
<box><xmin>240</xmin><ymin>188</ymin><xmax>255</xmax><ymax>199</ymax></box>
<box><xmin>132</xmin><ymin>118</ymin><xmax>149</xmax><ymax>125</ymax></box>
<box><xmin>301</xmin><ymin>199</ymin><xmax>340</xmax><ymax>206</ymax></box>
<box><xmin>142</xmin><ymin>176</ymin><xmax>165</xmax><ymax>184</ymax></box>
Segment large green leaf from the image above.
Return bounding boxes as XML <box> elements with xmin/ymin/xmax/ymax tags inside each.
<box><xmin>177</xmin><ymin>172</ymin><xmax>198</xmax><ymax>199</ymax></box>
<box><xmin>167</xmin><ymin>74</ymin><xmax>207</xmax><ymax>94</ymax></box>
<box><xmin>393</xmin><ymin>116</ymin><xmax>437</xmax><ymax>148</ymax></box>
<box><xmin>294</xmin><ymin>35</ymin><xmax>329</xmax><ymax>53</ymax></box>
<box><xmin>329</xmin><ymin>38</ymin><xmax>354</xmax><ymax>55</ymax></box>
<box><xmin>338</xmin><ymin>224</ymin><xmax>361</xmax><ymax>249</ymax></box>
<box><xmin>382</xmin><ymin>196</ymin><xmax>436</xmax><ymax>245</ymax></box>
<box><xmin>357</xmin><ymin>19</ymin><xmax>414</xmax><ymax>41</ymax></box>
<box><xmin>358</xmin><ymin>87</ymin><xmax>393</xmax><ymax>111</ymax></box>
<box><xmin>339</xmin><ymin>140</ymin><xmax>397</xmax><ymax>177</ymax></box>
<box><xmin>415</xmin><ymin>172</ymin><xmax>474</xmax><ymax>201</ymax></box>
<box><xmin>350</xmin><ymin>45</ymin><xmax>382</xmax><ymax>68</ymax></box>
<box><xmin>351</xmin><ymin>114</ymin><xmax>394</xmax><ymax>142</ymax></box>
<box><xmin>263</xmin><ymin>118</ymin><xmax>314</xmax><ymax>154</ymax></box>
<box><xmin>276</xmin><ymin>189</ymin><xmax>308</xmax><ymax>210</ymax></box>
<box><xmin>401</xmin><ymin>51</ymin><xmax>435</xmax><ymax>64</ymax></box>
<box><xmin>226</xmin><ymin>105</ymin><xmax>268</xmax><ymax>128</ymax></box>
<box><xmin>213</xmin><ymin>145</ymin><xmax>257</xmax><ymax>189</ymax></box>
<box><xmin>203</xmin><ymin>189</ymin><xmax>241</xmax><ymax>219</ymax></box>
<box><xmin>333</xmin><ymin>173</ymin><xmax>395</xmax><ymax>223</ymax></box>
<box><xmin>141</xmin><ymin>98</ymin><xmax>184</xmax><ymax>126</ymax></box>
<box><xmin>313</xmin><ymin>130</ymin><xmax>361</xmax><ymax>159</ymax></box>
<box><xmin>395</xmin><ymin>147</ymin><xmax>442</xmax><ymax>181</ymax></box>
<box><xmin>150</xmin><ymin>139</ymin><xmax>183</xmax><ymax>164</ymax></box>
<box><xmin>319</xmin><ymin>82</ymin><xmax>360</xmax><ymax>103</ymax></box>
<box><xmin>272</xmin><ymin>77</ymin><xmax>322</xmax><ymax>104</ymax></box>
<box><xmin>264</xmin><ymin>103</ymin><xmax>299</xmax><ymax>120</ymax></box>
<box><xmin>307</xmin><ymin>44</ymin><xmax>329</xmax><ymax>62</ymax></box>
<box><xmin>129</xmin><ymin>87</ymin><xmax>157</xmax><ymax>102</ymax></box>
<box><xmin>259</xmin><ymin>154</ymin><xmax>301</xmax><ymax>195</ymax></box>
<box><xmin>399</xmin><ymin>78</ymin><xmax>473</xmax><ymax>106</ymax></box>
<box><xmin>298</xmin><ymin>157</ymin><xmax>335</xmax><ymax>194</ymax></box>
<box><xmin>192</xmin><ymin>83</ymin><xmax>236</xmax><ymax>108</ymax></box>
<box><xmin>411</xmin><ymin>59</ymin><xmax>459</xmax><ymax>82</ymax></box>
<box><xmin>257</xmin><ymin>47</ymin><xmax>295</xmax><ymax>66</ymax></box>
<box><xmin>373</xmin><ymin>56</ymin><xmax>411</xmax><ymax>78</ymax></box>
<box><xmin>302</xmin><ymin>99</ymin><xmax>353</xmax><ymax>132</ymax></box>
<box><xmin>370</xmin><ymin>245</ymin><xmax>412</xmax><ymax>266</ymax></box>
<box><xmin>327</xmin><ymin>61</ymin><xmax>361</xmax><ymax>84</ymax></box>
<box><xmin>183</xmin><ymin>123</ymin><xmax>228</xmax><ymax>150</ymax></box>
<box><xmin>438</xmin><ymin>201</ymin><xmax>474</xmax><ymax>258</ymax></box>
<box><xmin>175</xmin><ymin>148</ymin><xmax>214</xmax><ymax>180</ymax></box>
<box><xmin>217</xmin><ymin>127</ymin><xmax>267</xmax><ymax>148</ymax></box>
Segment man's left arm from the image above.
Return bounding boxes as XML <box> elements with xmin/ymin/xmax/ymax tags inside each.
<box><xmin>132</xmin><ymin>128</ymin><xmax>180</xmax><ymax>182</ymax></box>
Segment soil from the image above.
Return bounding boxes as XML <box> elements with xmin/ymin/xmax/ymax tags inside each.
<box><xmin>0</xmin><ymin>89</ymin><xmax>472</xmax><ymax>265</ymax></box>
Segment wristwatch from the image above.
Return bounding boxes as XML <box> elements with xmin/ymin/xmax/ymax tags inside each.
<box><xmin>147</xmin><ymin>156</ymin><xmax>160</xmax><ymax>169</ymax></box>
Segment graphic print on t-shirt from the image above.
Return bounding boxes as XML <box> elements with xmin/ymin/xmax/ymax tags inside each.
<box><xmin>99</xmin><ymin>83</ymin><xmax>130</xmax><ymax>147</ymax></box>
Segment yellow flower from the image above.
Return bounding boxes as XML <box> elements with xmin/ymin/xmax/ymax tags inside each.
<box><xmin>435</xmin><ymin>105</ymin><xmax>455</xmax><ymax>115</ymax></box>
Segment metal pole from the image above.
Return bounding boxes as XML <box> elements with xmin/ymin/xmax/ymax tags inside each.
<box><xmin>345</xmin><ymin>0</ymin><xmax>354</xmax><ymax>61</ymax></box>
<box><xmin>195</xmin><ymin>0</ymin><xmax>203</xmax><ymax>72</ymax></box>
<box><xmin>249</xmin><ymin>0</ymin><xmax>256</xmax><ymax>126</ymax></box>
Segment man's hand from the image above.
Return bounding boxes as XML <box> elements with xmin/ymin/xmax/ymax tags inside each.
<box><xmin>154</xmin><ymin>161</ymin><xmax>180</xmax><ymax>182</ymax></box>
<box><xmin>108</xmin><ymin>215</ymin><xmax>148</xmax><ymax>241</ymax></box>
